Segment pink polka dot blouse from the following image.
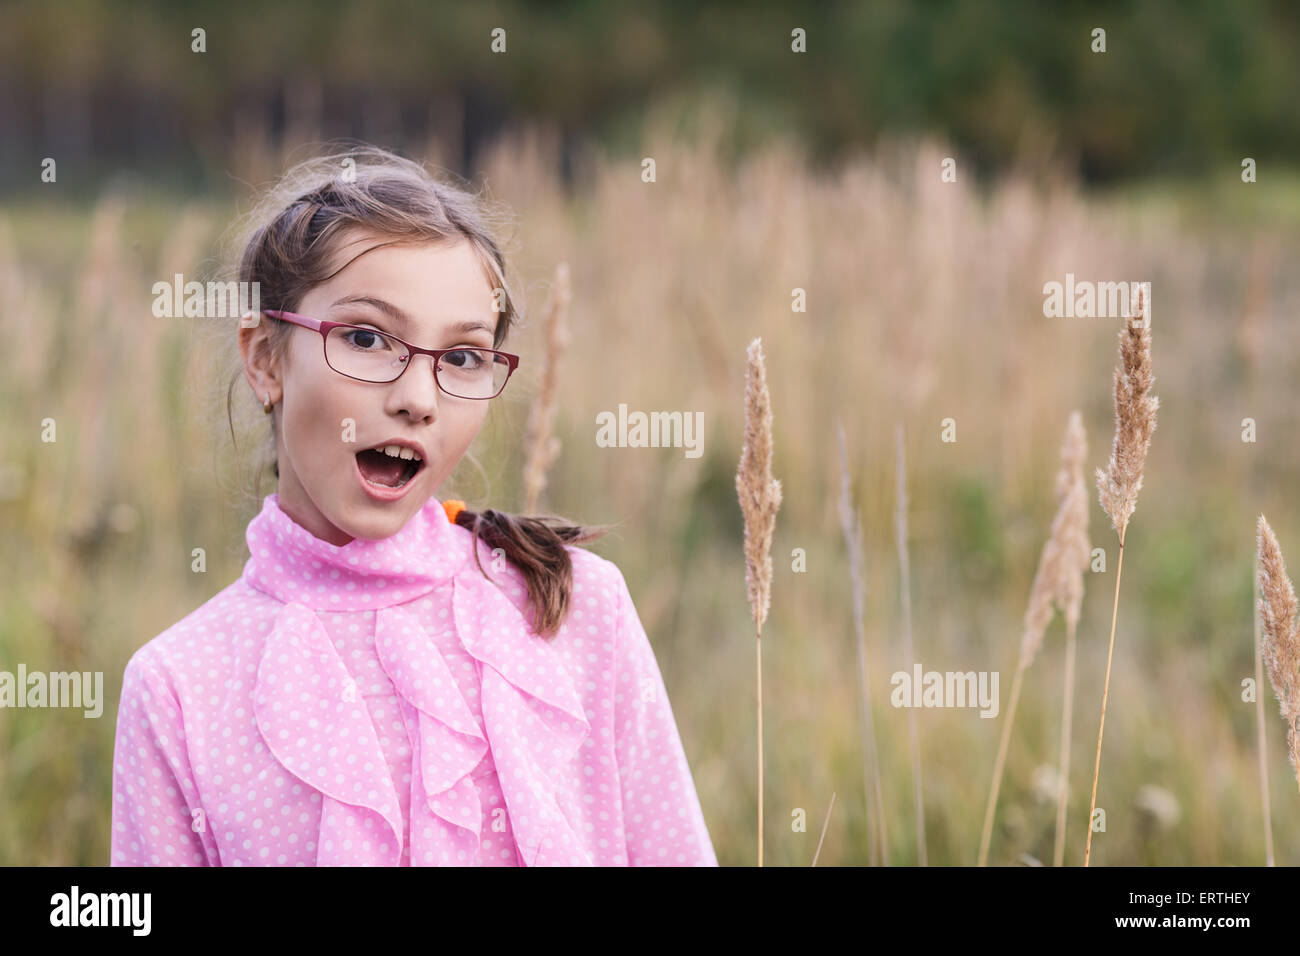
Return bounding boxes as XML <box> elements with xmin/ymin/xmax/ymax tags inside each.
<box><xmin>110</xmin><ymin>493</ymin><xmax>719</xmax><ymax>866</ymax></box>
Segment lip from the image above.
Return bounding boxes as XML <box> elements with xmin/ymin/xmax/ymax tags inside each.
<box><xmin>354</xmin><ymin>438</ymin><xmax>428</xmax><ymax>502</ymax></box>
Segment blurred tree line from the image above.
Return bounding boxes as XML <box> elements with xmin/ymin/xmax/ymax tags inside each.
<box><xmin>1</xmin><ymin>0</ymin><xmax>1297</xmax><ymax>195</ymax></box>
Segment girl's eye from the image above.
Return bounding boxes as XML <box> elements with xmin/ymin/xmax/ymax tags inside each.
<box><xmin>443</xmin><ymin>348</ymin><xmax>487</xmax><ymax>369</ymax></box>
<box><xmin>343</xmin><ymin>328</ymin><xmax>392</xmax><ymax>351</ymax></box>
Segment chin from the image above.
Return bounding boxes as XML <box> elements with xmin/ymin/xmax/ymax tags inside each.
<box><xmin>346</xmin><ymin>500</ymin><xmax>420</xmax><ymax>539</ymax></box>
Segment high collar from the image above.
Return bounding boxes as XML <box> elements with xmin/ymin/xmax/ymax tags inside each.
<box><xmin>242</xmin><ymin>493</ymin><xmax>468</xmax><ymax>610</ymax></box>
<box><xmin>240</xmin><ymin>492</ymin><xmax>595</xmax><ymax>866</ymax></box>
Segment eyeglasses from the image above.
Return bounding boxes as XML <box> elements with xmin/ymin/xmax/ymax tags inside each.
<box><xmin>257</xmin><ymin>309</ymin><xmax>519</xmax><ymax>400</ymax></box>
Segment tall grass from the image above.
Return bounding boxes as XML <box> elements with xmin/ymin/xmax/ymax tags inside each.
<box><xmin>1053</xmin><ymin>413</ymin><xmax>1090</xmax><ymax>866</ymax></box>
<box><xmin>1084</xmin><ymin>286</ymin><xmax>1158</xmax><ymax>866</ymax></box>
<box><xmin>837</xmin><ymin>420</ymin><xmax>888</xmax><ymax>865</ymax></box>
<box><xmin>1254</xmin><ymin>553</ymin><xmax>1276</xmax><ymax>865</ymax></box>
<box><xmin>1257</xmin><ymin>516</ymin><xmax>1300</xmax><ymax>799</ymax></box>
<box><xmin>894</xmin><ymin>422</ymin><xmax>926</xmax><ymax>865</ymax></box>
<box><xmin>978</xmin><ymin>412</ymin><xmax>1089</xmax><ymax>866</ymax></box>
<box><xmin>736</xmin><ymin>338</ymin><xmax>782</xmax><ymax>867</ymax></box>
<box><xmin>521</xmin><ymin>261</ymin><xmax>570</xmax><ymax>513</ymax></box>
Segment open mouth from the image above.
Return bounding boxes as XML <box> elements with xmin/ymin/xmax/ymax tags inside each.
<box><xmin>355</xmin><ymin>444</ymin><xmax>424</xmax><ymax>489</ymax></box>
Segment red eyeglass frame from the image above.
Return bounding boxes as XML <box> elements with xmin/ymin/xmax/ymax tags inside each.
<box><xmin>256</xmin><ymin>309</ymin><xmax>520</xmax><ymax>398</ymax></box>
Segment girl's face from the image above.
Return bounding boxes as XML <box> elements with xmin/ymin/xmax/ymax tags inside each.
<box><xmin>240</xmin><ymin>230</ymin><xmax>500</xmax><ymax>545</ymax></box>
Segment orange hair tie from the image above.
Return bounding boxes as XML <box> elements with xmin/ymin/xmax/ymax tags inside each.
<box><xmin>442</xmin><ymin>499</ymin><xmax>466</xmax><ymax>524</ymax></box>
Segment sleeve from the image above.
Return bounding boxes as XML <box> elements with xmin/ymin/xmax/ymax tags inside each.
<box><xmin>110</xmin><ymin>650</ymin><xmax>215</xmax><ymax>866</ymax></box>
<box><xmin>611</xmin><ymin>566</ymin><xmax>719</xmax><ymax>866</ymax></box>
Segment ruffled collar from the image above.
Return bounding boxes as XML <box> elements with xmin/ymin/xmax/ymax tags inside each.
<box><xmin>240</xmin><ymin>493</ymin><xmax>594</xmax><ymax>866</ymax></box>
<box><xmin>242</xmin><ymin>492</ymin><xmax>467</xmax><ymax>610</ymax></box>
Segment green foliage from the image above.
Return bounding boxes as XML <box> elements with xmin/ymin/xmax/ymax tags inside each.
<box><xmin>945</xmin><ymin>474</ymin><xmax>1005</xmax><ymax>586</ymax></box>
<box><xmin>3</xmin><ymin>0</ymin><xmax>1298</xmax><ymax>192</ymax></box>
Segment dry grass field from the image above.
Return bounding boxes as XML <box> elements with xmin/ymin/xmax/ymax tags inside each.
<box><xmin>4</xmin><ymin>105</ymin><xmax>1300</xmax><ymax>865</ymax></box>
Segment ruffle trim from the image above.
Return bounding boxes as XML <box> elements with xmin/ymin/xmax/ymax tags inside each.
<box><xmin>253</xmin><ymin>561</ymin><xmax>593</xmax><ymax>866</ymax></box>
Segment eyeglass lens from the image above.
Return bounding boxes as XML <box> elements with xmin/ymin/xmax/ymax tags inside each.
<box><xmin>325</xmin><ymin>326</ymin><xmax>509</xmax><ymax>398</ymax></box>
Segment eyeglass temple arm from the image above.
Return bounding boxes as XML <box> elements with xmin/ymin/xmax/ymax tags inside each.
<box><xmin>262</xmin><ymin>309</ymin><xmax>323</xmax><ymax>331</ymax></box>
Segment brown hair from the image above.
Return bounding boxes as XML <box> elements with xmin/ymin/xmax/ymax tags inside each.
<box><xmin>223</xmin><ymin>144</ymin><xmax>609</xmax><ymax>638</ymax></box>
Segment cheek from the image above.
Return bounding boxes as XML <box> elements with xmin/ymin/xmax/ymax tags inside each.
<box><xmin>283</xmin><ymin>369</ymin><xmax>350</xmax><ymax>463</ymax></box>
<box><xmin>449</xmin><ymin>403</ymin><xmax>490</xmax><ymax>444</ymax></box>
<box><xmin>427</xmin><ymin>405</ymin><xmax>487</xmax><ymax>479</ymax></box>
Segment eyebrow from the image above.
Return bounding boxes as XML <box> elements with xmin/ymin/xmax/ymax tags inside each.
<box><xmin>330</xmin><ymin>294</ymin><xmax>496</xmax><ymax>339</ymax></box>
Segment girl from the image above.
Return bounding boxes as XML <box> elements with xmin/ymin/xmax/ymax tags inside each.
<box><xmin>109</xmin><ymin>146</ymin><xmax>718</xmax><ymax>866</ymax></box>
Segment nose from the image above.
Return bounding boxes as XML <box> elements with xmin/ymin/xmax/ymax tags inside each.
<box><xmin>389</xmin><ymin>352</ymin><xmax>441</xmax><ymax>422</ymax></box>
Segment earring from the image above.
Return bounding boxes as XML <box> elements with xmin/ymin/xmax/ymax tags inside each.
<box><xmin>263</xmin><ymin>392</ymin><xmax>273</xmax><ymax>414</ymax></box>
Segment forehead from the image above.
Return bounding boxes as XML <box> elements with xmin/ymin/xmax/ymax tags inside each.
<box><xmin>309</xmin><ymin>230</ymin><xmax>498</xmax><ymax>335</ymax></box>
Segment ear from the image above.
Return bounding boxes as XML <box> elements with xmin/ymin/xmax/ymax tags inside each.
<box><xmin>238</xmin><ymin>313</ymin><xmax>283</xmax><ymax>406</ymax></box>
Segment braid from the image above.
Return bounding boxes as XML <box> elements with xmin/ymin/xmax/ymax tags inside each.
<box><xmin>451</xmin><ymin>507</ymin><xmax>611</xmax><ymax>640</ymax></box>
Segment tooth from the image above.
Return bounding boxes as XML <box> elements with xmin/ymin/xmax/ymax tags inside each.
<box><xmin>398</xmin><ymin>447</ymin><xmax>415</xmax><ymax>460</ymax></box>
<box><xmin>383</xmin><ymin>445</ymin><xmax>402</xmax><ymax>458</ymax></box>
